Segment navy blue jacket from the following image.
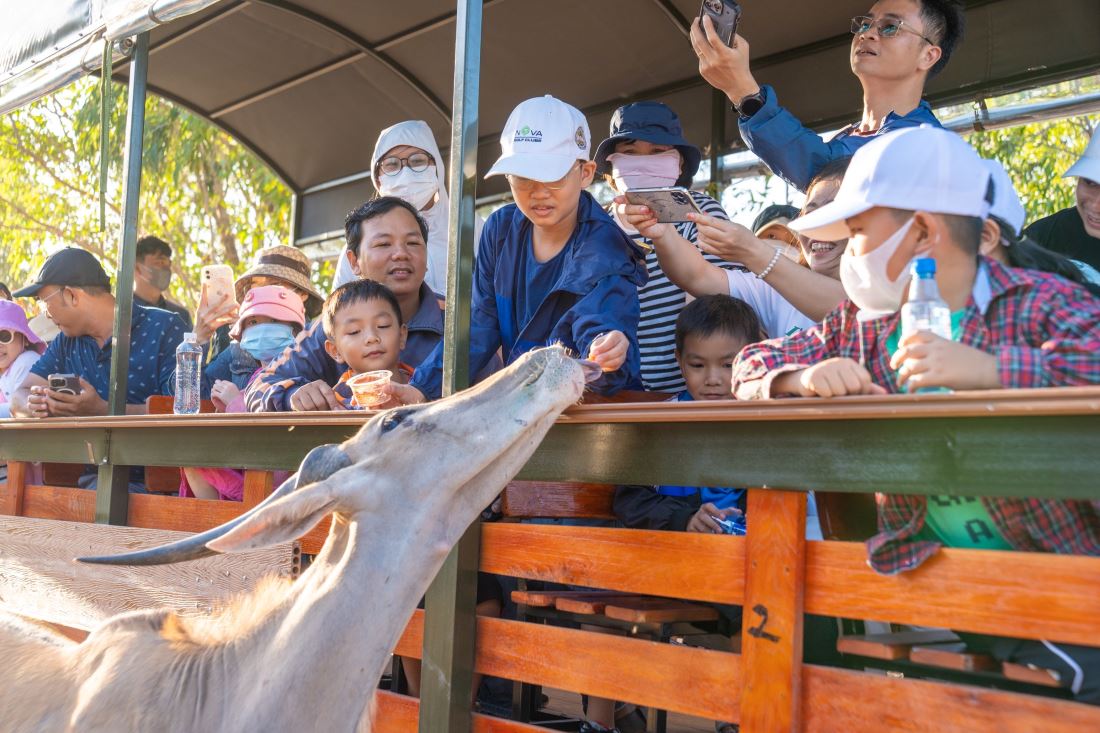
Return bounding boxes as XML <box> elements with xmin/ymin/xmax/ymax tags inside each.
<box><xmin>739</xmin><ymin>85</ymin><xmax>941</xmax><ymax>192</ymax></box>
<box><xmin>410</xmin><ymin>191</ymin><xmax>647</xmax><ymax>399</ymax></box>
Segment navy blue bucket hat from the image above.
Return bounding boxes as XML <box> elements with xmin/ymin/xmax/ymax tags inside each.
<box><xmin>594</xmin><ymin>101</ymin><xmax>702</xmax><ymax>189</ymax></box>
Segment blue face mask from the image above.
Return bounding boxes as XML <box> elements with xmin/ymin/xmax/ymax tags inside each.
<box><xmin>240</xmin><ymin>322</ymin><xmax>296</xmax><ymax>363</ymax></box>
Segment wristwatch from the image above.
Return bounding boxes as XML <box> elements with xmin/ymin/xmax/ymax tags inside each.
<box><xmin>734</xmin><ymin>89</ymin><xmax>766</xmax><ymax>119</ymax></box>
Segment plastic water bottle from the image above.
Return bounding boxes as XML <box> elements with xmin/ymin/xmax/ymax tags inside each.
<box><xmin>173</xmin><ymin>332</ymin><xmax>203</xmax><ymax>415</ymax></box>
<box><xmin>900</xmin><ymin>258</ymin><xmax>951</xmax><ymax>393</ymax></box>
<box><xmin>900</xmin><ymin>257</ymin><xmax>951</xmax><ymax>341</ymax></box>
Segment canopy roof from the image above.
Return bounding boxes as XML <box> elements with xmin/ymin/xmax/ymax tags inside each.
<box><xmin>3</xmin><ymin>0</ymin><xmax>1100</xmax><ymax>244</ymax></box>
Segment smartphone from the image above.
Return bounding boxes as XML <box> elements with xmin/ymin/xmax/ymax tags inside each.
<box><xmin>48</xmin><ymin>373</ymin><xmax>82</xmax><ymax>396</ymax></box>
<box><xmin>699</xmin><ymin>0</ymin><xmax>741</xmax><ymax>46</ymax></box>
<box><xmin>201</xmin><ymin>265</ymin><xmax>237</xmax><ymax>308</ymax></box>
<box><xmin>623</xmin><ymin>187</ymin><xmax>705</xmax><ymax>223</ymax></box>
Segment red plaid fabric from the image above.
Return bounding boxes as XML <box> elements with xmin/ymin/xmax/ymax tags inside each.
<box><xmin>733</xmin><ymin>257</ymin><xmax>1100</xmax><ymax>574</ymax></box>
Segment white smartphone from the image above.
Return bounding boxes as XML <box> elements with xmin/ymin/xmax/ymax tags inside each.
<box><xmin>201</xmin><ymin>265</ymin><xmax>237</xmax><ymax>308</ymax></box>
<box><xmin>623</xmin><ymin>187</ymin><xmax>705</xmax><ymax>223</ymax></box>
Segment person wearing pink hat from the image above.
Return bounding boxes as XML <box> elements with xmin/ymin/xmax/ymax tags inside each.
<box><xmin>182</xmin><ymin>285</ymin><xmax>305</xmax><ymax>501</ymax></box>
<box><xmin>0</xmin><ymin>300</ymin><xmax>45</xmax><ymax>419</ymax></box>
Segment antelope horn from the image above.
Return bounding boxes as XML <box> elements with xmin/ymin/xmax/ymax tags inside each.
<box><xmin>77</xmin><ymin>443</ymin><xmax>351</xmax><ymax>566</ymax></box>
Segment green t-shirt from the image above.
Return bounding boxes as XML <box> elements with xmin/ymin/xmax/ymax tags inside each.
<box><xmin>886</xmin><ymin>311</ymin><xmax>1013</xmax><ymax>550</ymax></box>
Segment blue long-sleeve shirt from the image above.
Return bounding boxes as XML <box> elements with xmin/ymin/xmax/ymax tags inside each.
<box><xmin>739</xmin><ymin>84</ymin><xmax>941</xmax><ymax>192</ymax></box>
<box><xmin>410</xmin><ymin>191</ymin><xmax>648</xmax><ymax>400</ymax></box>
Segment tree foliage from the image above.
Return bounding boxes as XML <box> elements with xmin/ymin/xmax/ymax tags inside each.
<box><xmin>0</xmin><ymin>77</ymin><xmax>291</xmax><ymax>310</ymax></box>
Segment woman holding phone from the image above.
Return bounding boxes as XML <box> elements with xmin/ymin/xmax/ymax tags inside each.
<box><xmin>595</xmin><ymin>101</ymin><xmax>736</xmax><ymax>393</ymax></box>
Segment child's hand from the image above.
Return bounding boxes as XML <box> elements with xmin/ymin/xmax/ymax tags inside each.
<box><xmin>381</xmin><ymin>381</ymin><xmax>426</xmax><ymax>406</ymax></box>
<box><xmin>612</xmin><ymin>196</ymin><xmax>671</xmax><ymax>240</ymax></box>
<box><xmin>783</xmin><ymin>357</ymin><xmax>888</xmax><ymax>398</ymax></box>
<box><xmin>687</xmin><ymin>503</ymin><xmax>742</xmax><ymax>534</ymax></box>
<box><xmin>891</xmin><ymin>333</ymin><xmax>1001</xmax><ymax>391</ymax></box>
<box><xmin>290</xmin><ymin>380</ymin><xmax>344</xmax><ymax>411</ymax></box>
<box><xmin>587</xmin><ymin>331</ymin><xmax>629</xmax><ymax>373</ymax></box>
<box><xmin>210</xmin><ymin>380</ymin><xmax>240</xmax><ymax>411</ymax></box>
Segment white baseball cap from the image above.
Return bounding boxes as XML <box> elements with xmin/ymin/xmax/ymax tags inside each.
<box><xmin>1065</xmin><ymin>133</ymin><xmax>1100</xmax><ymax>184</ymax></box>
<box><xmin>981</xmin><ymin>159</ymin><xmax>1026</xmax><ymax>237</ymax></box>
<box><xmin>789</xmin><ymin>126</ymin><xmax>993</xmax><ymax>241</ymax></box>
<box><xmin>486</xmin><ymin>95</ymin><xmax>591</xmax><ymax>182</ymax></box>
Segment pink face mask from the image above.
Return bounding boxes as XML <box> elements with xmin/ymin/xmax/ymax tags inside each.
<box><xmin>608</xmin><ymin>149</ymin><xmax>682</xmax><ymax>191</ymax></box>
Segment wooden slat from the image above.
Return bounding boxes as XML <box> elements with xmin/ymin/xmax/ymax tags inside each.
<box><xmin>40</xmin><ymin>463</ymin><xmax>85</xmax><ymax>488</ymax></box>
<box><xmin>910</xmin><ymin>644</ymin><xmax>999</xmax><ymax>672</ymax></box>
<box><xmin>0</xmin><ymin>460</ymin><xmax>27</xmax><ymax>515</ymax></box>
<box><xmin>1001</xmin><ymin>662</ymin><xmax>1066</xmax><ymax>688</ymax></box>
<box><xmin>556</xmin><ymin>593</ymin><xmax>641</xmax><ymax>615</ymax></box>
<box><xmin>806</xmin><ymin>542</ymin><xmax>1100</xmax><ymax>646</ymax></box>
<box><xmin>740</xmin><ymin>489</ymin><xmax>806</xmax><ymax>733</ymax></box>
<box><xmin>0</xmin><ymin>516</ymin><xmax>294</xmax><ymax>631</ymax></box>
<box><xmin>802</xmin><ymin>664</ymin><xmax>1100</xmax><ymax>732</ymax></box>
<box><xmin>474</xmin><ymin>616</ymin><xmax>740</xmax><ymax>722</ymax></box>
<box><xmin>501</xmin><ymin>481</ymin><xmax>615</xmax><ymax>519</ymax></box>
<box><xmin>837</xmin><ymin>630</ymin><xmax>959</xmax><ymax>660</ymax></box>
<box><xmin>510</xmin><ymin>589</ymin><xmax>611</xmax><ymax>608</ymax></box>
<box><xmin>371</xmin><ymin>690</ymin><xmax>550</xmax><ymax>733</ymax></box>
<box><xmin>394</xmin><ymin>610</ymin><xmax>424</xmax><ymax>659</ymax></box>
<box><xmin>481</xmin><ymin>523</ymin><xmax>744</xmax><ymax>605</ymax></box>
<box><xmin>242</xmin><ymin>470</ymin><xmax>274</xmax><ymax>507</ymax></box>
<box><xmin>16</xmin><ymin>484</ymin><xmax>332</xmax><ymax>555</ymax></box>
<box><xmin>603</xmin><ymin>597</ymin><xmax>719</xmax><ymax>624</ymax></box>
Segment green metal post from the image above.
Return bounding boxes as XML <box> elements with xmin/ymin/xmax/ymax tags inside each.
<box><xmin>418</xmin><ymin>0</ymin><xmax>482</xmax><ymax>730</ymax></box>
<box><xmin>709</xmin><ymin>87</ymin><xmax>725</xmax><ymax>196</ymax></box>
<box><xmin>95</xmin><ymin>32</ymin><xmax>149</xmax><ymax>525</ymax></box>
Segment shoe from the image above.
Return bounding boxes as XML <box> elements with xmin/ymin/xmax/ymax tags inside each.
<box><xmin>579</xmin><ymin>722</ymin><xmax>620</xmax><ymax>733</ymax></box>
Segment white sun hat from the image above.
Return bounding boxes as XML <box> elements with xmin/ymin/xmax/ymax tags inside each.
<box><xmin>486</xmin><ymin>95</ymin><xmax>591</xmax><ymax>183</ymax></box>
<box><xmin>1065</xmin><ymin>133</ymin><xmax>1100</xmax><ymax>183</ymax></box>
<box><xmin>789</xmin><ymin>125</ymin><xmax>993</xmax><ymax>241</ymax></box>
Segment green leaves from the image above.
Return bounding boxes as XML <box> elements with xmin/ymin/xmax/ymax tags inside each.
<box><xmin>0</xmin><ymin>77</ymin><xmax>291</xmax><ymax>310</ymax></box>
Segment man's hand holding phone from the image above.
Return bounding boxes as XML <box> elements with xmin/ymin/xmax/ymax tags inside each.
<box><xmin>691</xmin><ymin>5</ymin><xmax>761</xmax><ymax>106</ymax></box>
<box><xmin>28</xmin><ymin>376</ymin><xmax>107</xmax><ymax>417</ymax></box>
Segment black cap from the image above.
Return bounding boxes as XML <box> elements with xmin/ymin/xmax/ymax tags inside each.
<box><xmin>751</xmin><ymin>204</ymin><xmax>801</xmax><ymax>235</ymax></box>
<box><xmin>12</xmin><ymin>247</ymin><xmax>112</xmax><ymax>298</ymax></box>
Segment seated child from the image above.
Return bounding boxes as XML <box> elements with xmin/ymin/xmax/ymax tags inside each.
<box><xmin>0</xmin><ymin>300</ymin><xmax>45</xmax><ymax>419</ymax></box>
<box><xmin>735</xmin><ymin>126</ymin><xmax>1100</xmax><ymax>705</ymax></box>
<box><xmin>614</xmin><ymin>294</ymin><xmax>763</xmax><ymax>534</ymax></box>
<box><xmin>389</xmin><ymin>95</ymin><xmax>647</xmax><ymax>405</ymax></box>
<box><xmin>322</xmin><ymin>279</ymin><xmax>412</xmax><ymax>410</ymax></box>
<box><xmin>181</xmin><ymin>285</ymin><xmax>304</xmax><ymax>500</ymax></box>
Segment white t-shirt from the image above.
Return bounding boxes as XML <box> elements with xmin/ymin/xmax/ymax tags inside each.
<box><xmin>724</xmin><ymin>268</ymin><xmax>816</xmax><ymax>339</ymax></box>
<box><xmin>0</xmin><ymin>350</ymin><xmax>40</xmax><ymax>418</ymax></box>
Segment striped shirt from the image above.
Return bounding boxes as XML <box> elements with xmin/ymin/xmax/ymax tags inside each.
<box><xmin>615</xmin><ymin>191</ymin><xmax>741</xmax><ymax>392</ymax></box>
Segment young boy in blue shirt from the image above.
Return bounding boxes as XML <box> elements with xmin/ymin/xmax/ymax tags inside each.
<box><xmin>614</xmin><ymin>295</ymin><xmax>762</xmax><ymax>534</ymax></box>
<box><xmin>390</xmin><ymin>95</ymin><xmax>647</xmax><ymax>403</ymax></box>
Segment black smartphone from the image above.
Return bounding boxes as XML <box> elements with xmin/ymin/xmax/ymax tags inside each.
<box><xmin>699</xmin><ymin>0</ymin><xmax>742</xmax><ymax>46</ymax></box>
<box><xmin>48</xmin><ymin>373</ymin><xmax>82</xmax><ymax>396</ymax></box>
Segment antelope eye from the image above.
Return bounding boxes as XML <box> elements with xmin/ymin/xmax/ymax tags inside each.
<box><xmin>380</xmin><ymin>409</ymin><xmax>412</xmax><ymax>434</ymax></box>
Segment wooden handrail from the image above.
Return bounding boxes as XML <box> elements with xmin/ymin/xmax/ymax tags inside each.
<box><xmin>4</xmin><ymin>386</ymin><xmax>1100</xmax><ymax>431</ymax></box>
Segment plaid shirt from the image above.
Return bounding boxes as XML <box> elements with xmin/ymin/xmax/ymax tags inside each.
<box><xmin>733</xmin><ymin>257</ymin><xmax>1100</xmax><ymax>574</ymax></box>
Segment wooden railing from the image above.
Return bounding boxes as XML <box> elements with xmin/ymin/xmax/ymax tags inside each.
<box><xmin>2</xmin><ymin>388</ymin><xmax>1100</xmax><ymax>732</ymax></box>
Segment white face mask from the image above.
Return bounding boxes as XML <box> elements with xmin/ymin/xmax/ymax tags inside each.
<box><xmin>379</xmin><ymin>167</ymin><xmax>437</xmax><ymax>210</ymax></box>
<box><xmin>839</xmin><ymin>217</ymin><xmax>916</xmax><ymax>317</ymax></box>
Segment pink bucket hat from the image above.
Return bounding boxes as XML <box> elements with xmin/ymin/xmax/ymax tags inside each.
<box><xmin>0</xmin><ymin>300</ymin><xmax>46</xmax><ymax>354</ymax></box>
<box><xmin>229</xmin><ymin>285</ymin><xmax>306</xmax><ymax>340</ymax></box>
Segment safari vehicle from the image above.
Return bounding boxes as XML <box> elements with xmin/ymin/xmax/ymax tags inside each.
<box><xmin>1</xmin><ymin>1</ymin><xmax>1099</xmax><ymax>731</ymax></box>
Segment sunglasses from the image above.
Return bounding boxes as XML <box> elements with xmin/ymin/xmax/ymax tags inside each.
<box><xmin>0</xmin><ymin>329</ymin><xmax>17</xmax><ymax>344</ymax></box>
<box><xmin>850</xmin><ymin>15</ymin><xmax>934</xmax><ymax>45</ymax></box>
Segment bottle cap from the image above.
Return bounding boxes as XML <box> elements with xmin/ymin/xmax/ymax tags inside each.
<box><xmin>912</xmin><ymin>257</ymin><xmax>937</xmax><ymax>277</ymax></box>
<box><xmin>183</xmin><ymin>332</ymin><xmax>197</xmax><ymax>342</ymax></box>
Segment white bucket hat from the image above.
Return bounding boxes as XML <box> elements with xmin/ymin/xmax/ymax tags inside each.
<box><xmin>486</xmin><ymin>95</ymin><xmax>590</xmax><ymax>183</ymax></box>
<box><xmin>789</xmin><ymin>126</ymin><xmax>993</xmax><ymax>241</ymax></box>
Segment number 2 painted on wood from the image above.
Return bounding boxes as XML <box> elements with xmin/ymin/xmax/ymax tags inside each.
<box><xmin>748</xmin><ymin>603</ymin><xmax>781</xmax><ymax>643</ymax></box>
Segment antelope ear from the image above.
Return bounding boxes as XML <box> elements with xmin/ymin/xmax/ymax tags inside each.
<box><xmin>207</xmin><ymin>483</ymin><xmax>337</xmax><ymax>554</ymax></box>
